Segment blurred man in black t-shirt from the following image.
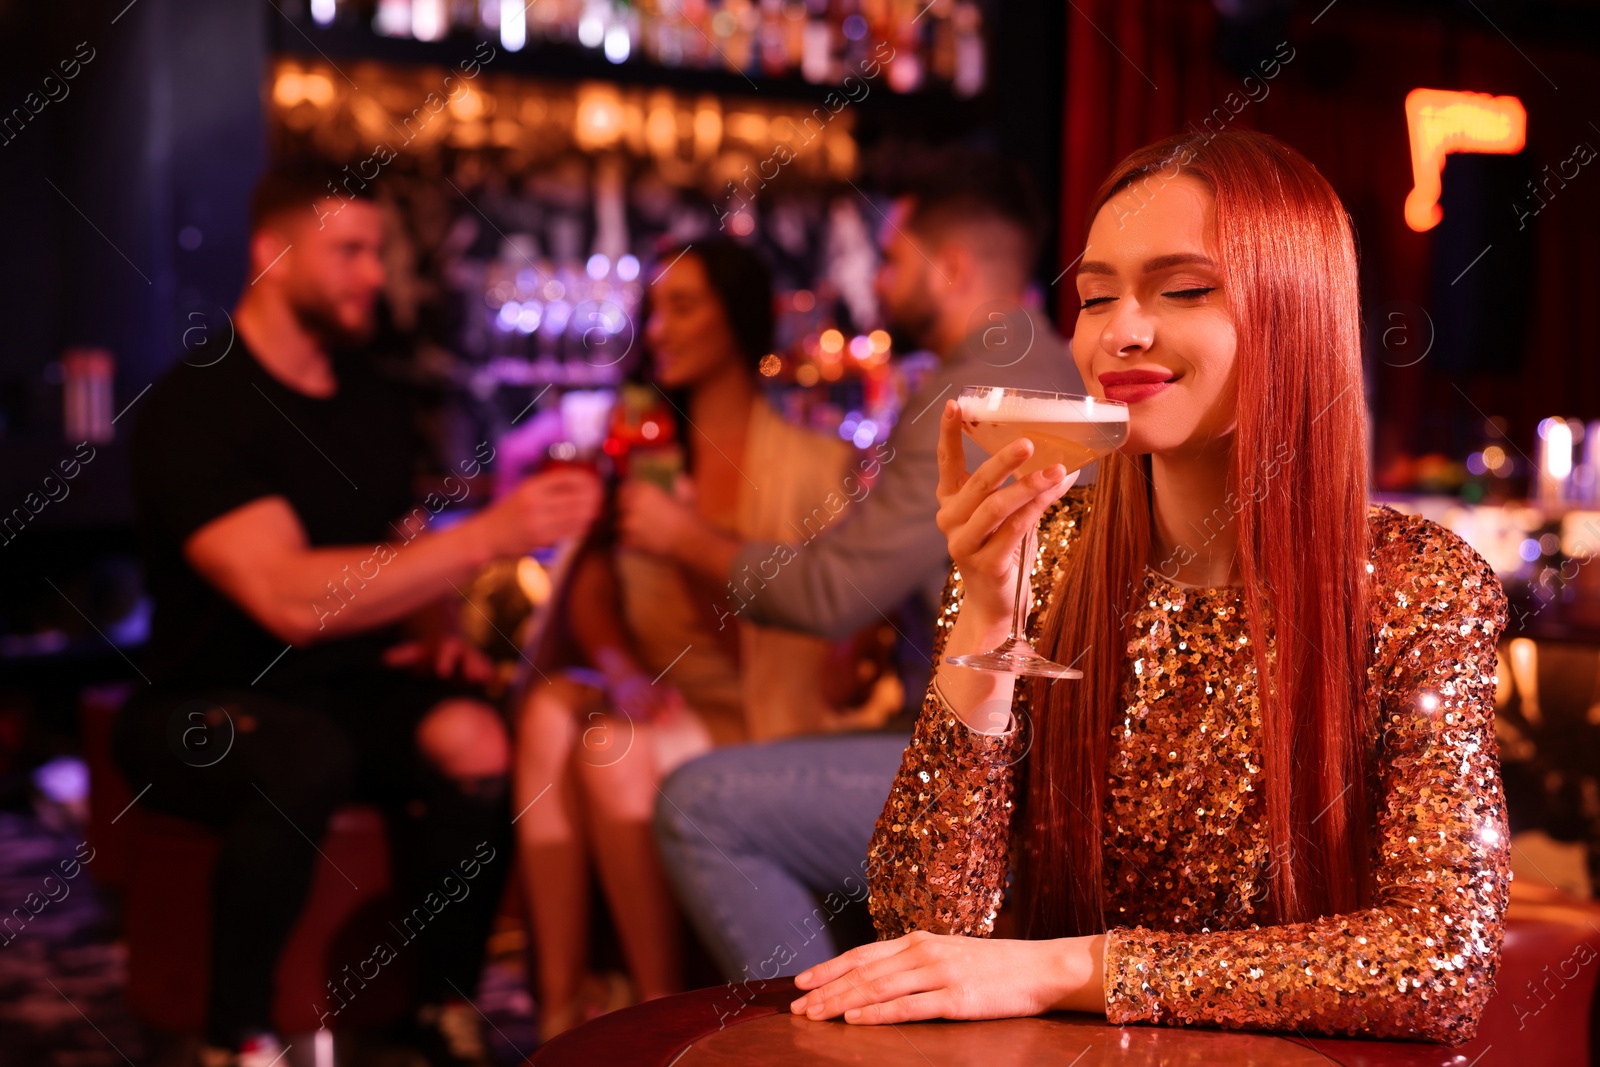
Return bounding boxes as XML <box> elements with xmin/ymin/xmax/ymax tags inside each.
<box><xmin>116</xmin><ymin>164</ymin><xmax>600</xmax><ymax>1067</ymax></box>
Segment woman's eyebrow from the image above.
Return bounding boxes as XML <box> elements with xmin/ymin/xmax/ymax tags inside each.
<box><xmin>1142</xmin><ymin>252</ymin><xmax>1218</xmax><ymax>273</ymax></box>
<box><xmin>1076</xmin><ymin>252</ymin><xmax>1218</xmax><ymax>278</ymax></box>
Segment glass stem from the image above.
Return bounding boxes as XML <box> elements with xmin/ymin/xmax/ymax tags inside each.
<box><xmin>1007</xmin><ymin>529</ymin><xmax>1033</xmax><ymax>644</ymax></box>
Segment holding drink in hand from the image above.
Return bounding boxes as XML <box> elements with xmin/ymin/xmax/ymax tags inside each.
<box><xmin>940</xmin><ymin>386</ymin><xmax>1127</xmax><ymax>679</ymax></box>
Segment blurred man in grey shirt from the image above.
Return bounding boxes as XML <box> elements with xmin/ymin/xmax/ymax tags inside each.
<box><xmin>620</xmin><ymin>153</ymin><xmax>1091</xmax><ymax>983</ymax></box>
<box><xmin>620</xmin><ymin>163</ymin><xmax>1089</xmax><ymax>725</ymax></box>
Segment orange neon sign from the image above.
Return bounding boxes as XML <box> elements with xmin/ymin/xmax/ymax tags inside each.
<box><xmin>1404</xmin><ymin>88</ymin><xmax>1527</xmax><ymax>232</ymax></box>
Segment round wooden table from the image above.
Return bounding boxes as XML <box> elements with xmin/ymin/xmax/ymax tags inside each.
<box><xmin>531</xmin><ymin>902</ymin><xmax>1600</xmax><ymax>1066</ymax></box>
<box><xmin>529</xmin><ymin>979</ymin><xmax>1494</xmax><ymax>1067</ymax></box>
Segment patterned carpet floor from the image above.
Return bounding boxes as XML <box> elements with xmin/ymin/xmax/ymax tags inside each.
<box><xmin>0</xmin><ymin>807</ymin><xmax>539</xmax><ymax>1067</ymax></box>
<box><xmin>0</xmin><ymin>808</ymin><xmax>142</xmax><ymax>1067</ymax></box>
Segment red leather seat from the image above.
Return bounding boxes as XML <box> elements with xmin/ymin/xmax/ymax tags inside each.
<box><xmin>81</xmin><ymin>685</ymin><xmax>411</xmax><ymax>1034</ymax></box>
<box><xmin>1472</xmin><ymin>892</ymin><xmax>1600</xmax><ymax>1062</ymax></box>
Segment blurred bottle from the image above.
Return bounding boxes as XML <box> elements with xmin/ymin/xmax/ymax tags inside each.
<box><xmin>374</xmin><ymin>0</ymin><xmax>413</xmax><ymax>36</ymax></box>
<box><xmin>412</xmin><ymin>0</ymin><xmax>449</xmax><ymax>40</ymax></box>
<box><xmin>1536</xmin><ymin>417</ymin><xmax>1579</xmax><ymax>512</ymax></box>
<box><xmin>756</xmin><ymin>0</ymin><xmax>794</xmax><ymax>76</ymax></box>
<box><xmin>952</xmin><ymin>1</ymin><xmax>985</xmax><ymax>97</ymax></box>
<box><xmin>62</xmin><ymin>348</ymin><xmax>114</xmax><ymax>444</ymax></box>
<box><xmin>320</xmin><ymin>0</ymin><xmax>984</xmax><ymax>90</ymax></box>
<box><xmin>448</xmin><ymin>0</ymin><xmax>477</xmax><ymax>33</ymax></box>
<box><xmin>604</xmin><ymin>382</ymin><xmax>683</xmax><ymax>489</ymax></box>
<box><xmin>802</xmin><ymin>0</ymin><xmax>838</xmax><ymax>82</ymax></box>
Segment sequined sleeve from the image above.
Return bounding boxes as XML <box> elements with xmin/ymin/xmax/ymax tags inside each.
<box><xmin>866</xmin><ymin>494</ymin><xmax>1089</xmax><ymax>939</ymax></box>
<box><xmin>1103</xmin><ymin>514</ymin><xmax>1512</xmax><ymax>1045</ymax></box>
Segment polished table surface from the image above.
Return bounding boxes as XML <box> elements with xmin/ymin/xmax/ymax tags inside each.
<box><xmin>529</xmin><ymin>979</ymin><xmax>1508</xmax><ymax>1067</ymax></box>
<box><xmin>532</xmin><ymin>898</ymin><xmax>1600</xmax><ymax>1067</ymax></box>
<box><xmin>678</xmin><ymin>1008</ymin><xmax>1343</xmax><ymax>1066</ymax></box>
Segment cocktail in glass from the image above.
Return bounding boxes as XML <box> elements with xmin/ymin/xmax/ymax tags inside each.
<box><xmin>945</xmin><ymin>386</ymin><xmax>1129</xmax><ymax>679</ymax></box>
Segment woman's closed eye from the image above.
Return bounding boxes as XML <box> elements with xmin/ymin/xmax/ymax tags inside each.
<box><xmin>1080</xmin><ymin>286</ymin><xmax>1216</xmax><ymax>310</ymax></box>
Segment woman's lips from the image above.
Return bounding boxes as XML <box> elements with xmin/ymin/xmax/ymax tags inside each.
<box><xmin>1102</xmin><ymin>381</ymin><xmax>1171</xmax><ymax>403</ymax></box>
<box><xmin>1099</xmin><ymin>368</ymin><xmax>1176</xmax><ymax>404</ymax></box>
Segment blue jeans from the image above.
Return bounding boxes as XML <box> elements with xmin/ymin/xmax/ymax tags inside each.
<box><xmin>654</xmin><ymin>732</ymin><xmax>910</xmax><ymax>983</ymax></box>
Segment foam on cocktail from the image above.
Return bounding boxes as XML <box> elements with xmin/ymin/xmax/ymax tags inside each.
<box><xmin>956</xmin><ymin>391</ymin><xmax>1129</xmax><ymax>423</ymax></box>
<box><xmin>958</xmin><ymin>390</ymin><xmax>1129</xmax><ymax>476</ymax></box>
<box><xmin>945</xmin><ymin>388</ymin><xmax>1126</xmax><ymax>679</ymax></box>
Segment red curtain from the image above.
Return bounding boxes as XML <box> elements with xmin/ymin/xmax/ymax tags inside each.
<box><xmin>1053</xmin><ymin>0</ymin><xmax>1600</xmax><ymax>468</ymax></box>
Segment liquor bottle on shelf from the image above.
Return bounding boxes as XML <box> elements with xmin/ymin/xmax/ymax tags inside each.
<box><xmin>577</xmin><ymin>0</ymin><xmax>608</xmax><ymax>50</ymax></box>
<box><xmin>801</xmin><ymin>0</ymin><xmax>839</xmax><ymax>83</ymax></box>
<box><xmin>374</xmin><ymin>0</ymin><xmax>413</xmax><ymax>37</ymax></box>
<box><xmin>756</xmin><ymin>0</ymin><xmax>796</xmax><ymax>78</ymax></box>
<box><xmin>309</xmin><ymin>0</ymin><xmax>987</xmax><ymax>94</ymax></box>
<box><xmin>640</xmin><ymin>0</ymin><xmax>683</xmax><ymax>68</ymax></box>
<box><xmin>449</xmin><ymin>0</ymin><xmax>479</xmax><ymax>34</ymax></box>
<box><xmin>412</xmin><ymin>0</ymin><xmax>449</xmax><ymax>41</ymax></box>
<box><xmin>951</xmin><ymin>1</ymin><xmax>985</xmax><ymax>97</ymax></box>
<box><xmin>835</xmin><ymin>0</ymin><xmax>871</xmax><ymax>72</ymax></box>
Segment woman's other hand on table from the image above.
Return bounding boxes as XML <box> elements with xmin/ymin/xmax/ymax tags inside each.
<box><xmin>788</xmin><ymin>930</ymin><xmax>1106</xmax><ymax>1024</ymax></box>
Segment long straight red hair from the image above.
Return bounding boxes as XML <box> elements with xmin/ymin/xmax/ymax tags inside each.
<box><xmin>1017</xmin><ymin>130</ymin><xmax>1373</xmax><ymax>937</ymax></box>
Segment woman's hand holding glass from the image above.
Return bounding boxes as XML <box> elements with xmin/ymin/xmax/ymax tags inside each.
<box><xmin>934</xmin><ymin>399</ymin><xmax>1078</xmax><ymax>624</ymax></box>
<box><xmin>932</xmin><ymin>399</ymin><xmax>1077</xmax><ymax>728</ymax></box>
<box><xmin>616</xmin><ymin>479</ymin><xmax>704</xmax><ymax>560</ymax></box>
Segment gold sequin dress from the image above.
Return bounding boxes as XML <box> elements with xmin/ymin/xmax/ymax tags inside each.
<box><xmin>866</xmin><ymin>487</ymin><xmax>1511</xmax><ymax>1045</ymax></box>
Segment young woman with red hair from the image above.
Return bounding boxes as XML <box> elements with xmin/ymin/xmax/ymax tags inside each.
<box><xmin>787</xmin><ymin>129</ymin><xmax>1511</xmax><ymax>1045</ymax></box>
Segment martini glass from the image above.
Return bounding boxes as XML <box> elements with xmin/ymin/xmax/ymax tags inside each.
<box><xmin>944</xmin><ymin>386</ymin><xmax>1129</xmax><ymax>679</ymax></box>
